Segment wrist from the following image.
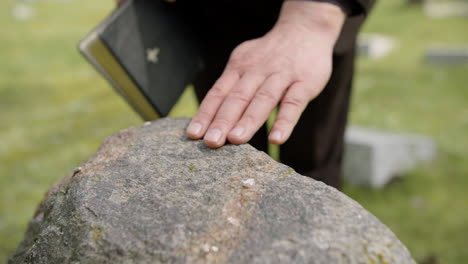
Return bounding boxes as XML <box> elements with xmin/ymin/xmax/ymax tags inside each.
<box><xmin>275</xmin><ymin>1</ymin><xmax>346</xmax><ymax>44</ymax></box>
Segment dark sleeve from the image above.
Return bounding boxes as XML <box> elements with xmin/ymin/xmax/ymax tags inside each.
<box><xmin>353</xmin><ymin>0</ymin><xmax>375</xmax><ymax>15</ymax></box>
<box><xmin>285</xmin><ymin>0</ymin><xmax>375</xmax><ymax>16</ymax></box>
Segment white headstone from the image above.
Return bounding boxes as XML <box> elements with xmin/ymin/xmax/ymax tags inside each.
<box><xmin>357</xmin><ymin>34</ymin><xmax>396</xmax><ymax>59</ymax></box>
<box><xmin>12</xmin><ymin>4</ymin><xmax>34</xmax><ymax>21</ymax></box>
<box><xmin>424</xmin><ymin>0</ymin><xmax>468</xmax><ymax>18</ymax></box>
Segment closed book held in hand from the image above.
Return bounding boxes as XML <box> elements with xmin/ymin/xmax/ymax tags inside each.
<box><xmin>79</xmin><ymin>0</ymin><xmax>203</xmax><ymax>120</ymax></box>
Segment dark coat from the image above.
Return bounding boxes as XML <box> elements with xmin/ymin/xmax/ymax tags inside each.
<box><xmin>336</xmin><ymin>0</ymin><xmax>376</xmax><ymax>53</ymax></box>
<box><xmin>179</xmin><ymin>0</ymin><xmax>377</xmax><ymax>188</ymax></box>
<box><xmin>176</xmin><ymin>0</ymin><xmax>376</xmax><ymax>54</ymax></box>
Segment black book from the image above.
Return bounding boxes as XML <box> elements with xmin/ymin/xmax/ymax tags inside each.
<box><xmin>79</xmin><ymin>0</ymin><xmax>203</xmax><ymax>120</ymax></box>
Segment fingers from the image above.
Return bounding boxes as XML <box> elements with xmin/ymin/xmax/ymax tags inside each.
<box><xmin>189</xmin><ymin>73</ymin><xmax>319</xmax><ymax>148</ymax></box>
<box><xmin>227</xmin><ymin>74</ymin><xmax>290</xmax><ymax>144</ymax></box>
<box><xmin>186</xmin><ymin>70</ymin><xmax>240</xmax><ymax>139</ymax></box>
<box><xmin>269</xmin><ymin>81</ymin><xmax>319</xmax><ymax>145</ymax></box>
<box><xmin>203</xmin><ymin>73</ymin><xmax>265</xmax><ymax>148</ymax></box>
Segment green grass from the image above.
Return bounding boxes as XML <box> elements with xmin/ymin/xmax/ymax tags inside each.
<box><xmin>0</xmin><ymin>0</ymin><xmax>467</xmax><ymax>263</ymax></box>
<box><xmin>344</xmin><ymin>1</ymin><xmax>468</xmax><ymax>263</ymax></box>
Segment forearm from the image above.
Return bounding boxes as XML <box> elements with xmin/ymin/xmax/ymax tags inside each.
<box><xmin>274</xmin><ymin>1</ymin><xmax>346</xmax><ymax>45</ymax></box>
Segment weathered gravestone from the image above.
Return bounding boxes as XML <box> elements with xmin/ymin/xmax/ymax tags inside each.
<box><xmin>423</xmin><ymin>0</ymin><xmax>468</xmax><ymax>18</ymax></box>
<box><xmin>343</xmin><ymin>127</ymin><xmax>437</xmax><ymax>188</ymax></box>
<box><xmin>357</xmin><ymin>34</ymin><xmax>396</xmax><ymax>59</ymax></box>
<box><xmin>9</xmin><ymin>118</ymin><xmax>416</xmax><ymax>264</ymax></box>
<box><xmin>11</xmin><ymin>3</ymin><xmax>34</xmax><ymax>21</ymax></box>
<box><xmin>424</xmin><ymin>47</ymin><xmax>468</xmax><ymax>65</ymax></box>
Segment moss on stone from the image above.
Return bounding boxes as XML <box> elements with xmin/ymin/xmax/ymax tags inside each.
<box><xmin>91</xmin><ymin>226</ymin><xmax>104</xmax><ymax>242</ymax></box>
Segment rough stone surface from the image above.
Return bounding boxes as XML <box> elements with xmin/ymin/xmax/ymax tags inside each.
<box><xmin>9</xmin><ymin>118</ymin><xmax>416</xmax><ymax>264</ymax></box>
<box><xmin>343</xmin><ymin>126</ymin><xmax>437</xmax><ymax>188</ymax></box>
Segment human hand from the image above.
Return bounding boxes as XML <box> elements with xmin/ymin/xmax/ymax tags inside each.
<box><xmin>186</xmin><ymin>1</ymin><xmax>345</xmax><ymax>148</ymax></box>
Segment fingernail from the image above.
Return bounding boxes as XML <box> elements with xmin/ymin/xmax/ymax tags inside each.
<box><xmin>270</xmin><ymin>131</ymin><xmax>282</xmax><ymax>142</ymax></box>
<box><xmin>230</xmin><ymin>126</ymin><xmax>245</xmax><ymax>138</ymax></box>
<box><xmin>187</xmin><ymin>122</ymin><xmax>202</xmax><ymax>135</ymax></box>
<box><xmin>205</xmin><ymin>128</ymin><xmax>222</xmax><ymax>143</ymax></box>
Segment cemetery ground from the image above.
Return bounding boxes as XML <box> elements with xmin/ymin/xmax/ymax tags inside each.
<box><xmin>0</xmin><ymin>0</ymin><xmax>466</xmax><ymax>263</ymax></box>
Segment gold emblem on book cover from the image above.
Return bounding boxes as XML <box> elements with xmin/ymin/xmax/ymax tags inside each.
<box><xmin>146</xmin><ymin>47</ymin><xmax>160</xmax><ymax>64</ymax></box>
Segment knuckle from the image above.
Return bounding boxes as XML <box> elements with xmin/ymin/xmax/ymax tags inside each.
<box><xmin>228</xmin><ymin>47</ymin><xmax>256</xmax><ymax>70</ymax></box>
<box><xmin>255</xmin><ymin>89</ymin><xmax>279</xmax><ymax>104</ymax></box>
<box><xmin>207</xmin><ymin>85</ymin><xmax>226</xmax><ymax>100</ymax></box>
<box><xmin>274</xmin><ymin>72</ymin><xmax>293</xmax><ymax>83</ymax></box>
<box><xmin>226</xmin><ymin>90</ymin><xmax>251</xmax><ymax>105</ymax></box>
<box><xmin>272</xmin><ymin>57</ymin><xmax>293</xmax><ymax>70</ymax></box>
<box><xmin>228</xmin><ymin>54</ymin><xmax>245</xmax><ymax>69</ymax></box>
<box><xmin>232</xmin><ymin>40</ymin><xmax>252</xmax><ymax>54</ymax></box>
<box><xmin>212</xmin><ymin>116</ymin><xmax>232</xmax><ymax>128</ymax></box>
<box><xmin>281</xmin><ymin>96</ymin><xmax>305</xmax><ymax>108</ymax></box>
<box><xmin>194</xmin><ymin>110</ymin><xmax>213</xmax><ymax>121</ymax></box>
<box><xmin>241</xmin><ymin>114</ymin><xmax>257</xmax><ymax>125</ymax></box>
<box><xmin>228</xmin><ymin>59</ymin><xmax>241</xmax><ymax>69</ymax></box>
<box><xmin>275</xmin><ymin>116</ymin><xmax>294</xmax><ymax>128</ymax></box>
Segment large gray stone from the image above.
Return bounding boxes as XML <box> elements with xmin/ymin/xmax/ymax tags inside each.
<box><xmin>9</xmin><ymin>118</ymin><xmax>416</xmax><ymax>264</ymax></box>
<box><xmin>343</xmin><ymin>127</ymin><xmax>437</xmax><ymax>188</ymax></box>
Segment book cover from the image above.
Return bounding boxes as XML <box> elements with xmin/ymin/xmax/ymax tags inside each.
<box><xmin>79</xmin><ymin>0</ymin><xmax>203</xmax><ymax>120</ymax></box>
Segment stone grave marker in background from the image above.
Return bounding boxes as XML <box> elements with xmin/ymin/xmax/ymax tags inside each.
<box><xmin>11</xmin><ymin>3</ymin><xmax>34</xmax><ymax>21</ymax></box>
<box><xmin>343</xmin><ymin>127</ymin><xmax>437</xmax><ymax>188</ymax></box>
<box><xmin>424</xmin><ymin>0</ymin><xmax>468</xmax><ymax>18</ymax></box>
<box><xmin>357</xmin><ymin>33</ymin><xmax>396</xmax><ymax>59</ymax></box>
<box><xmin>424</xmin><ymin>47</ymin><xmax>468</xmax><ymax>65</ymax></box>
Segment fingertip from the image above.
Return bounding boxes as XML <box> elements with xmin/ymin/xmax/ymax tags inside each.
<box><xmin>227</xmin><ymin>135</ymin><xmax>247</xmax><ymax>145</ymax></box>
<box><xmin>203</xmin><ymin>139</ymin><xmax>224</xmax><ymax>149</ymax></box>
<box><xmin>268</xmin><ymin>130</ymin><xmax>285</xmax><ymax>145</ymax></box>
<box><xmin>227</xmin><ymin>126</ymin><xmax>248</xmax><ymax>145</ymax></box>
<box><xmin>203</xmin><ymin>128</ymin><xmax>225</xmax><ymax>148</ymax></box>
<box><xmin>187</xmin><ymin>129</ymin><xmax>203</xmax><ymax>140</ymax></box>
<box><xmin>187</xmin><ymin>132</ymin><xmax>201</xmax><ymax>140</ymax></box>
<box><xmin>186</xmin><ymin>121</ymin><xmax>204</xmax><ymax>139</ymax></box>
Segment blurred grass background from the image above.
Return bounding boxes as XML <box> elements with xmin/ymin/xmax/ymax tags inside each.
<box><xmin>0</xmin><ymin>0</ymin><xmax>467</xmax><ymax>263</ymax></box>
